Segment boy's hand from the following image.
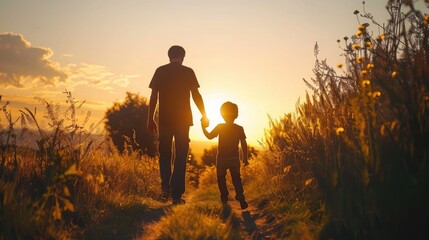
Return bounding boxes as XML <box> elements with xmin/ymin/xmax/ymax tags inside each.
<box><xmin>243</xmin><ymin>160</ymin><xmax>249</xmax><ymax>167</ymax></box>
<box><xmin>201</xmin><ymin>116</ymin><xmax>210</xmax><ymax>128</ymax></box>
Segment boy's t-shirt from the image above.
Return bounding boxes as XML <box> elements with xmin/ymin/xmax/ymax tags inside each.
<box><xmin>211</xmin><ymin>123</ymin><xmax>246</xmax><ymax>159</ymax></box>
<box><xmin>149</xmin><ymin>62</ymin><xmax>200</xmax><ymax>127</ymax></box>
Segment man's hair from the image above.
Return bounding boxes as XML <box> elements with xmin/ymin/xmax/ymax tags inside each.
<box><xmin>168</xmin><ymin>45</ymin><xmax>186</xmax><ymax>59</ymax></box>
<box><xmin>220</xmin><ymin>101</ymin><xmax>239</xmax><ymax>119</ymax></box>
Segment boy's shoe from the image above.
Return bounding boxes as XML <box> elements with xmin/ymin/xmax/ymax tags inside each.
<box><xmin>172</xmin><ymin>198</ymin><xmax>186</xmax><ymax>205</ymax></box>
<box><xmin>221</xmin><ymin>200</ymin><xmax>228</xmax><ymax>206</ymax></box>
<box><xmin>239</xmin><ymin>199</ymin><xmax>248</xmax><ymax>210</ymax></box>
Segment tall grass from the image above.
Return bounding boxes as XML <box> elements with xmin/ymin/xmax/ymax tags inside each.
<box><xmin>0</xmin><ymin>91</ymin><xmax>162</xmax><ymax>238</ymax></box>
<box><xmin>260</xmin><ymin>1</ymin><xmax>428</xmax><ymax>239</ymax></box>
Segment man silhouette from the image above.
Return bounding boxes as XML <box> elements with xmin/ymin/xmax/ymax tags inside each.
<box><xmin>147</xmin><ymin>45</ymin><xmax>208</xmax><ymax>204</ymax></box>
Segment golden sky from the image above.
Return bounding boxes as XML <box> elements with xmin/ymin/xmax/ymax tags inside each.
<box><xmin>1</xmin><ymin>0</ymin><xmax>426</xmax><ymax>145</ymax></box>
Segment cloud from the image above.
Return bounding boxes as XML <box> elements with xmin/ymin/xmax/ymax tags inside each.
<box><xmin>67</xmin><ymin>63</ymin><xmax>137</xmax><ymax>91</ymax></box>
<box><xmin>0</xmin><ymin>32</ymin><xmax>138</xmax><ymax>91</ymax></box>
<box><xmin>0</xmin><ymin>33</ymin><xmax>68</xmax><ymax>87</ymax></box>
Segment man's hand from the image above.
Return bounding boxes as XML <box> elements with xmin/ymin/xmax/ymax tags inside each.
<box><xmin>201</xmin><ymin>115</ymin><xmax>210</xmax><ymax>128</ymax></box>
<box><xmin>147</xmin><ymin>119</ymin><xmax>158</xmax><ymax>135</ymax></box>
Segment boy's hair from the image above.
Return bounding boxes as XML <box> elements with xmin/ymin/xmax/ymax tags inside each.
<box><xmin>220</xmin><ymin>101</ymin><xmax>238</xmax><ymax>119</ymax></box>
<box><xmin>168</xmin><ymin>45</ymin><xmax>186</xmax><ymax>59</ymax></box>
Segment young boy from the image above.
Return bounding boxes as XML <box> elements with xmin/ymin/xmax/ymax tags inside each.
<box><xmin>201</xmin><ymin>101</ymin><xmax>249</xmax><ymax>209</ymax></box>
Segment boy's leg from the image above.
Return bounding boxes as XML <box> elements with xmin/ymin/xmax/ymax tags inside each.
<box><xmin>216</xmin><ymin>162</ymin><xmax>229</xmax><ymax>203</ymax></box>
<box><xmin>230</xmin><ymin>164</ymin><xmax>248</xmax><ymax>209</ymax></box>
<box><xmin>158</xmin><ymin>126</ymin><xmax>173</xmax><ymax>197</ymax></box>
<box><xmin>230</xmin><ymin>164</ymin><xmax>244</xmax><ymax>200</ymax></box>
<box><xmin>170</xmin><ymin>126</ymin><xmax>190</xmax><ymax>202</ymax></box>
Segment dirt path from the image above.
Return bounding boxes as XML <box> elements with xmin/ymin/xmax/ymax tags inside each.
<box><xmin>136</xmin><ymin>193</ymin><xmax>272</xmax><ymax>240</ymax></box>
<box><xmin>228</xmin><ymin>200</ymin><xmax>271</xmax><ymax>240</ymax></box>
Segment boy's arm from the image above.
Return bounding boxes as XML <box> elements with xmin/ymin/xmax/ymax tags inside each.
<box><xmin>202</xmin><ymin>124</ymin><xmax>217</xmax><ymax>140</ymax></box>
<box><xmin>147</xmin><ymin>88</ymin><xmax>159</xmax><ymax>135</ymax></box>
<box><xmin>240</xmin><ymin>138</ymin><xmax>249</xmax><ymax>166</ymax></box>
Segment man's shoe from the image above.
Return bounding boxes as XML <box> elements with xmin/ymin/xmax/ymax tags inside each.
<box><xmin>172</xmin><ymin>198</ymin><xmax>186</xmax><ymax>205</ymax></box>
<box><xmin>160</xmin><ymin>191</ymin><xmax>170</xmax><ymax>201</ymax></box>
<box><xmin>239</xmin><ymin>199</ymin><xmax>248</xmax><ymax>210</ymax></box>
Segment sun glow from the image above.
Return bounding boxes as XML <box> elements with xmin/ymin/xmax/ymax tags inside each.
<box><xmin>203</xmin><ymin>95</ymin><xmax>227</xmax><ymax>127</ymax></box>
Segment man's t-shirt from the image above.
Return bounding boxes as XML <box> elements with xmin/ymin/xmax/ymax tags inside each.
<box><xmin>149</xmin><ymin>63</ymin><xmax>200</xmax><ymax>127</ymax></box>
<box><xmin>211</xmin><ymin>123</ymin><xmax>246</xmax><ymax>159</ymax></box>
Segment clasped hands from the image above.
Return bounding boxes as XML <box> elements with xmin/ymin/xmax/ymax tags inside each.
<box><xmin>200</xmin><ymin>115</ymin><xmax>210</xmax><ymax>128</ymax></box>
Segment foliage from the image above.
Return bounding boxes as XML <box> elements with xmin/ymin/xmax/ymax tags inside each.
<box><xmin>0</xmin><ymin>92</ymin><xmax>162</xmax><ymax>239</ymax></box>
<box><xmin>0</xmin><ymin>91</ymin><xmax>97</xmax><ymax>238</ymax></box>
<box><xmin>186</xmin><ymin>148</ymin><xmax>205</xmax><ymax>188</ymax></box>
<box><xmin>201</xmin><ymin>146</ymin><xmax>217</xmax><ymax>166</ymax></box>
<box><xmin>105</xmin><ymin>92</ymin><xmax>156</xmax><ymax>156</ymax></box>
<box><xmin>243</xmin><ymin>149</ymin><xmax>322</xmax><ymax>239</ymax></box>
<box><xmin>264</xmin><ymin>1</ymin><xmax>429</xmax><ymax>239</ymax></box>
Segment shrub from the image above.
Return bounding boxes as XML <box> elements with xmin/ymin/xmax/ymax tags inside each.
<box><xmin>105</xmin><ymin>92</ymin><xmax>156</xmax><ymax>156</ymax></box>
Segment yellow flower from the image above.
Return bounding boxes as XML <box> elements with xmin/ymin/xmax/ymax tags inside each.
<box><xmin>356</xmin><ymin>30</ymin><xmax>363</xmax><ymax>37</ymax></box>
<box><xmin>391</xmin><ymin>71</ymin><xmax>397</xmax><ymax>78</ymax></box>
<box><xmin>424</xmin><ymin>15</ymin><xmax>429</xmax><ymax>26</ymax></box>
<box><xmin>366</xmin><ymin>63</ymin><xmax>374</xmax><ymax>69</ymax></box>
<box><xmin>358</xmin><ymin>24</ymin><xmax>366</xmax><ymax>31</ymax></box>
<box><xmin>362</xmin><ymin>80</ymin><xmax>371</xmax><ymax>87</ymax></box>
<box><xmin>337</xmin><ymin>63</ymin><xmax>343</xmax><ymax>68</ymax></box>
<box><xmin>356</xmin><ymin>56</ymin><xmax>363</xmax><ymax>63</ymax></box>
<box><xmin>361</xmin><ymin>69</ymin><xmax>368</xmax><ymax>76</ymax></box>
<box><xmin>352</xmin><ymin>43</ymin><xmax>361</xmax><ymax>50</ymax></box>
<box><xmin>365</xmin><ymin>41</ymin><xmax>373</xmax><ymax>48</ymax></box>
<box><xmin>372</xmin><ymin>91</ymin><xmax>382</xmax><ymax>98</ymax></box>
<box><xmin>377</xmin><ymin>33</ymin><xmax>385</xmax><ymax>41</ymax></box>
<box><xmin>335</xmin><ymin>127</ymin><xmax>345</xmax><ymax>135</ymax></box>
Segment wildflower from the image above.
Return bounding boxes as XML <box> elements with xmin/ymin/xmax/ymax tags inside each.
<box><xmin>337</xmin><ymin>63</ymin><xmax>343</xmax><ymax>68</ymax></box>
<box><xmin>365</xmin><ymin>41</ymin><xmax>373</xmax><ymax>48</ymax></box>
<box><xmin>63</xmin><ymin>187</ymin><xmax>71</xmax><ymax>197</ymax></box>
<box><xmin>358</xmin><ymin>24</ymin><xmax>366</xmax><ymax>31</ymax></box>
<box><xmin>335</xmin><ymin>127</ymin><xmax>345</xmax><ymax>135</ymax></box>
<box><xmin>356</xmin><ymin>30</ymin><xmax>363</xmax><ymax>36</ymax></box>
<box><xmin>372</xmin><ymin>91</ymin><xmax>382</xmax><ymax>98</ymax></box>
<box><xmin>366</xmin><ymin>63</ymin><xmax>374</xmax><ymax>69</ymax></box>
<box><xmin>361</xmin><ymin>69</ymin><xmax>368</xmax><ymax>76</ymax></box>
<box><xmin>354</xmin><ymin>10</ymin><xmax>360</xmax><ymax>15</ymax></box>
<box><xmin>344</xmin><ymin>36</ymin><xmax>349</xmax><ymax>41</ymax></box>
<box><xmin>356</xmin><ymin>56</ymin><xmax>363</xmax><ymax>63</ymax></box>
<box><xmin>378</xmin><ymin>33</ymin><xmax>385</xmax><ymax>40</ymax></box>
<box><xmin>424</xmin><ymin>15</ymin><xmax>429</xmax><ymax>26</ymax></box>
<box><xmin>96</xmin><ymin>173</ymin><xmax>105</xmax><ymax>184</ymax></box>
<box><xmin>305</xmin><ymin>178</ymin><xmax>313</xmax><ymax>186</ymax></box>
<box><xmin>391</xmin><ymin>71</ymin><xmax>397</xmax><ymax>78</ymax></box>
<box><xmin>362</xmin><ymin>79</ymin><xmax>371</xmax><ymax>87</ymax></box>
<box><xmin>352</xmin><ymin>43</ymin><xmax>361</xmax><ymax>50</ymax></box>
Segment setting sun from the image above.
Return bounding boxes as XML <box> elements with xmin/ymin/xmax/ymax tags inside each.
<box><xmin>203</xmin><ymin>96</ymin><xmax>226</xmax><ymax>126</ymax></box>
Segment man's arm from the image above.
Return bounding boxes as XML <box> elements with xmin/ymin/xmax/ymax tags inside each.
<box><xmin>240</xmin><ymin>138</ymin><xmax>249</xmax><ymax>166</ymax></box>
<box><xmin>147</xmin><ymin>88</ymin><xmax>159</xmax><ymax>135</ymax></box>
<box><xmin>191</xmin><ymin>88</ymin><xmax>207</xmax><ymax>118</ymax></box>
